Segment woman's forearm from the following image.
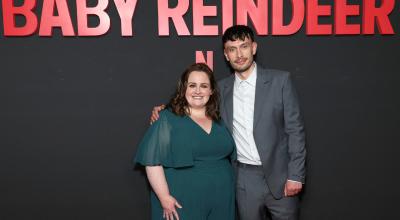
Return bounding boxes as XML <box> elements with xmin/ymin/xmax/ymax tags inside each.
<box><xmin>145</xmin><ymin>166</ymin><xmax>170</xmax><ymax>200</ymax></box>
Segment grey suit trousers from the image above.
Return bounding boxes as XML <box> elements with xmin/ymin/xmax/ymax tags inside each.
<box><xmin>236</xmin><ymin>164</ymin><xmax>299</xmax><ymax>220</ymax></box>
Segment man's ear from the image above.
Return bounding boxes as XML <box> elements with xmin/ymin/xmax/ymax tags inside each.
<box><xmin>252</xmin><ymin>42</ymin><xmax>258</xmax><ymax>55</ymax></box>
<box><xmin>224</xmin><ymin>52</ymin><xmax>229</xmax><ymax>61</ymax></box>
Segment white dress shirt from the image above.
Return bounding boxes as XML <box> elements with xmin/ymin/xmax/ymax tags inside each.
<box><xmin>232</xmin><ymin>63</ymin><xmax>302</xmax><ymax>184</ymax></box>
<box><xmin>232</xmin><ymin>64</ymin><xmax>262</xmax><ymax>165</ymax></box>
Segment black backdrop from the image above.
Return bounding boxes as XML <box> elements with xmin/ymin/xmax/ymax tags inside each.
<box><xmin>1</xmin><ymin>0</ymin><xmax>399</xmax><ymax>219</ymax></box>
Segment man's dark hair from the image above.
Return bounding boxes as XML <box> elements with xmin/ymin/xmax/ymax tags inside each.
<box><xmin>222</xmin><ymin>25</ymin><xmax>255</xmax><ymax>46</ymax></box>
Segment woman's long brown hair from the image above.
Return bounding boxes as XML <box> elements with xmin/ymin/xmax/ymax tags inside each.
<box><xmin>167</xmin><ymin>63</ymin><xmax>220</xmax><ymax>121</ymax></box>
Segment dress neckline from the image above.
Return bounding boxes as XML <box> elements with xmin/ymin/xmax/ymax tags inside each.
<box><xmin>185</xmin><ymin>115</ymin><xmax>214</xmax><ymax>135</ymax></box>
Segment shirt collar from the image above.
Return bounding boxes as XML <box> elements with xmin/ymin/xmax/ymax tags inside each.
<box><xmin>234</xmin><ymin>62</ymin><xmax>257</xmax><ymax>87</ymax></box>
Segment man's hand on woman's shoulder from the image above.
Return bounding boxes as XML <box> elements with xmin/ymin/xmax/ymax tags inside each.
<box><xmin>150</xmin><ymin>104</ymin><xmax>165</xmax><ymax>124</ymax></box>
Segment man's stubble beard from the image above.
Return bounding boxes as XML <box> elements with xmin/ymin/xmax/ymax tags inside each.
<box><xmin>232</xmin><ymin>58</ymin><xmax>254</xmax><ymax>74</ymax></box>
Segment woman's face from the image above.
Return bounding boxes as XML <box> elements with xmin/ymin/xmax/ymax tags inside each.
<box><xmin>185</xmin><ymin>71</ymin><xmax>212</xmax><ymax>110</ymax></box>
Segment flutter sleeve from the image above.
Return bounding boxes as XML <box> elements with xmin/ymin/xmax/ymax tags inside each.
<box><xmin>134</xmin><ymin>110</ymin><xmax>194</xmax><ymax>168</ymax></box>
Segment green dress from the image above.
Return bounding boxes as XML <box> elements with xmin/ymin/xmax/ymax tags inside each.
<box><xmin>135</xmin><ymin>109</ymin><xmax>236</xmax><ymax>220</ymax></box>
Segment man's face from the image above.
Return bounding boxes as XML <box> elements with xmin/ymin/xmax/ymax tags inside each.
<box><xmin>223</xmin><ymin>37</ymin><xmax>257</xmax><ymax>73</ymax></box>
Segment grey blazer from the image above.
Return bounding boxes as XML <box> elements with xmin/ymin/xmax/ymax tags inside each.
<box><xmin>218</xmin><ymin>66</ymin><xmax>306</xmax><ymax>199</ymax></box>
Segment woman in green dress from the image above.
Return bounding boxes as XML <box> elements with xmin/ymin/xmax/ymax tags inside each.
<box><xmin>135</xmin><ymin>63</ymin><xmax>236</xmax><ymax>220</ymax></box>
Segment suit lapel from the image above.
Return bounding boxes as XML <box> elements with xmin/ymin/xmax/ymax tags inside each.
<box><xmin>254</xmin><ymin>67</ymin><xmax>271</xmax><ymax>130</ymax></box>
<box><xmin>223</xmin><ymin>75</ymin><xmax>235</xmax><ymax>132</ymax></box>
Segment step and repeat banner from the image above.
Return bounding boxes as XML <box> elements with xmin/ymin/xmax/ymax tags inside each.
<box><xmin>1</xmin><ymin>0</ymin><xmax>399</xmax><ymax>219</ymax></box>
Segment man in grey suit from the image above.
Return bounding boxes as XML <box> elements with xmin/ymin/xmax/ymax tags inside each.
<box><xmin>219</xmin><ymin>25</ymin><xmax>306</xmax><ymax>220</ymax></box>
<box><xmin>151</xmin><ymin>25</ymin><xmax>306</xmax><ymax>220</ymax></box>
